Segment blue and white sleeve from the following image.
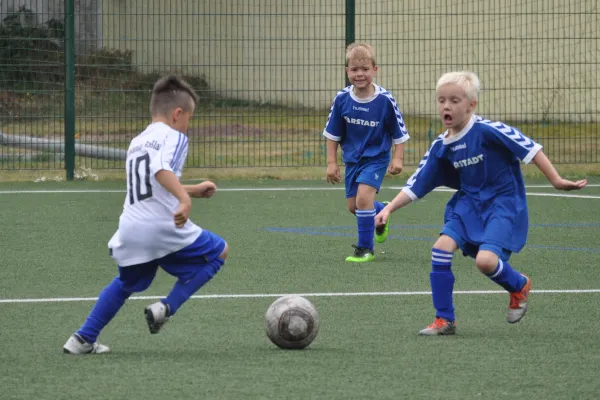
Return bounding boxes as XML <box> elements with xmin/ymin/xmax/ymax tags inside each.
<box><xmin>150</xmin><ymin>131</ymin><xmax>188</xmax><ymax>176</ymax></box>
<box><xmin>402</xmin><ymin>140</ymin><xmax>446</xmax><ymax>200</ymax></box>
<box><xmin>322</xmin><ymin>96</ymin><xmax>344</xmax><ymax>142</ymax></box>
<box><xmin>486</xmin><ymin>121</ymin><xmax>543</xmax><ymax>164</ymax></box>
<box><xmin>384</xmin><ymin>93</ymin><xmax>410</xmax><ymax>144</ymax></box>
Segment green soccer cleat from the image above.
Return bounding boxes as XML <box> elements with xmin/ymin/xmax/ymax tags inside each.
<box><xmin>345</xmin><ymin>245</ymin><xmax>375</xmax><ymax>263</ymax></box>
<box><xmin>375</xmin><ymin>201</ymin><xmax>391</xmax><ymax>243</ymax></box>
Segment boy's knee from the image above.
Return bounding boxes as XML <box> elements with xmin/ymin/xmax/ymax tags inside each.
<box><xmin>118</xmin><ymin>275</ymin><xmax>153</xmax><ymax>293</ymax></box>
<box><xmin>347</xmin><ymin>197</ymin><xmax>357</xmax><ymax>214</ymax></box>
<box><xmin>218</xmin><ymin>243</ymin><xmax>229</xmax><ymax>260</ymax></box>
<box><xmin>433</xmin><ymin>235</ymin><xmax>458</xmax><ymax>253</ymax></box>
<box><xmin>117</xmin><ymin>266</ymin><xmax>158</xmax><ymax>293</ymax></box>
<box><xmin>475</xmin><ymin>251</ymin><xmax>498</xmax><ymax>273</ymax></box>
<box><xmin>355</xmin><ymin>198</ymin><xmax>373</xmax><ymax>210</ymax></box>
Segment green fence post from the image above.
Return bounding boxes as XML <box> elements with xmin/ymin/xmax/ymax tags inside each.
<box><xmin>345</xmin><ymin>0</ymin><xmax>355</xmax><ymax>86</ymax></box>
<box><xmin>64</xmin><ymin>0</ymin><xmax>76</xmax><ymax>181</ymax></box>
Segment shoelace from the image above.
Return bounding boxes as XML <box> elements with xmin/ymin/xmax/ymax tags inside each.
<box><xmin>351</xmin><ymin>244</ymin><xmax>369</xmax><ymax>256</ymax></box>
<box><xmin>509</xmin><ymin>292</ymin><xmax>524</xmax><ymax>309</ymax></box>
<box><xmin>428</xmin><ymin>318</ymin><xmax>448</xmax><ymax>329</ymax></box>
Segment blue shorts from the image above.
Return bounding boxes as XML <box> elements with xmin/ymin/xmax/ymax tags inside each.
<box><xmin>441</xmin><ymin>225</ymin><xmax>512</xmax><ymax>261</ymax></box>
<box><xmin>117</xmin><ymin>230</ymin><xmax>227</xmax><ymax>293</ymax></box>
<box><xmin>345</xmin><ymin>159</ymin><xmax>389</xmax><ymax>198</ymax></box>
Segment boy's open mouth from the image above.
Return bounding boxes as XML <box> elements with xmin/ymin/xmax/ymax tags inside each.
<box><xmin>444</xmin><ymin>113</ymin><xmax>452</xmax><ymax>122</ymax></box>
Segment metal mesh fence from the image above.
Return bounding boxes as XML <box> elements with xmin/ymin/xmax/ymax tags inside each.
<box><xmin>357</xmin><ymin>0</ymin><xmax>600</xmax><ymax>166</ymax></box>
<box><xmin>0</xmin><ymin>0</ymin><xmax>598</xmax><ymax>171</ymax></box>
<box><xmin>0</xmin><ymin>3</ymin><xmax>66</xmax><ymax>169</ymax></box>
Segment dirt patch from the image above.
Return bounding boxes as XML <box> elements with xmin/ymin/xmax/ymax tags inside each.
<box><xmin>188</xmin><ymin>124</ymin><xmax>268</xmax><ymax>138</ymax></box>
<box><xmin>188</xmin><ymin>124</ymin><xmax>319</xmax><ymax>138</ymax></box>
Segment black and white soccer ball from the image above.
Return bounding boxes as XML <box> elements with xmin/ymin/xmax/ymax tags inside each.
<box><xmin>264</xmin><ymin>295</ymin><xmax>320</xmax><ymax>350</ymax></box>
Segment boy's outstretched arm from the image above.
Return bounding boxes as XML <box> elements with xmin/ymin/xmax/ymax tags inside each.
<box><xmin>326</xmin><ymin>139</ymin><xmax>341</xmax><ymax>184</ymax></box>
<box><xmin>156</xmin><ymin>170</ymin><xmax>192</xmax><ymax>227</ymax></box>
<box><xmin>532</xmin><ymin>151</ymin><xmax>587</xmax><ymax>191</ymax></box>
<box><xmin>183</xmin><ymin>181</ymin><xmax>217</xmax><ymax>198</ymax></box>
<box><xmin>375</xmin><ymin>191</ymin><xmax>413</xmax><ymax>226</ymax></box>
<box><xmin>377</xmin><ymin>140</ymin><xmax>447</xmax><ymax>226</ymax></box>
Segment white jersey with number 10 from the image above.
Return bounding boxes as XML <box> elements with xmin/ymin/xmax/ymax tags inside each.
<box><xmin>108</xmin><ymin>122</ymin><xmax>202</xmax><ymax>267</ymax></box>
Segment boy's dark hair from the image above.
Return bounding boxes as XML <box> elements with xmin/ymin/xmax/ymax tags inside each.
<box><xmin>149</xmin><ymin>75</ymin><xmax>198</xmax><ymax>116</ymax></box>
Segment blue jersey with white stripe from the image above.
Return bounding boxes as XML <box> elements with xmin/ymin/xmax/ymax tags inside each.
<box><xmin>402</xmin><ymin>115</ymin><xmax>543</xmax><ymax>253</ymax></box>
<box><xmin>323</xmin><ymin>84</ymin><xmax>410</xmax><ymax>164</ymax></box>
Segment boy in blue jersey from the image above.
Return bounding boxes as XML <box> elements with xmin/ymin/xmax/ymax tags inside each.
<box><xmin>63</xmin><ymin>76</ymin><xmax>229</xmax><ymax>354</ymax></box>
<box><xmin>323</xmin><ymin>42</ymin><xmax>410</xmax><ymax>262</ymax></box>
<box><xmin>376</xmin><ymin>71</ymin><xmax>587</xmax><ymax>335</ymax></box>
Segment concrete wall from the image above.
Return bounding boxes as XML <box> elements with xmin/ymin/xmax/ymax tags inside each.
<box><xmin>100</xmin><ymin>0</ymin><xmax>346</xmax><ymax>110</ymax></box>
<box><xmin>358</xmin><ymin>0</ymin><xmax>600</xmax><ymax>121</ymax></box>
<box><xmin>99</xmin><ymin>0</ymin><xmax>599</xmax><ymax>121</ymax></box>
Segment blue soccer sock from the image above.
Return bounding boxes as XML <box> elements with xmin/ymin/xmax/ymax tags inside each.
<box><xmin>374</xmin><ymin>201</ymin><xmax>386</xmax><ymax>214</ymax></box>
<box><xmin>355</xmin><ymin>208</ymin><xmax>376</xmax><ymax>251</ymax></box>
<box><xmin>162</xmin><ymin>258</ymin><xmax>224</xmax><ymax>316</ymax></box>
<box><xmin>77</xmin><ymin>277</ymin><xmax>131</xmax><ymax>343</ymax></box>
<box><xmin>431</xmin><ymin>248</ymin><xmax>456</xmax><ymax>322</ymax></box>
<box><xmin>485</xmin><ymin>259</ymin><xmax>527</xmax><ymax>292</ymax></box>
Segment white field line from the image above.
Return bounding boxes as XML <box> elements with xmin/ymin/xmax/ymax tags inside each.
<box><xmin>173</xmin><ymin>181</ymin><xmax>599</xmax><ymax>188</ymax></box>
<box><xmin>1</xmin><ymin>289</ymin><xmax>600</xmax><ymax>304</ymax></box>
<box><xmin>519</xmin><ymin>184</ymin><xmax>600</xmax><ymax>188</ymax></box>
<box><xmin>0</xmin><ymin>186</ymin><xmax>600</xmax><ymax>199</ymax></box>
<box><xmin>427</xmin><ymin>188</ymin><xmax>600</xmax><ymax>199</ymax></box>
<box><xmin>0</xmin><ymin>190</ymin><xmax>124</xmax><ymax>194</ymax></box>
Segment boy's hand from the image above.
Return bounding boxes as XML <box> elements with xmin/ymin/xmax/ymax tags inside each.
<box><xmin>174</xmin><ymin>201</ymin><xmax>191</xmax><ymax>228</ymax></box>
<box><xmin>533</xmin><ymin>152</ymin><xmax>587</xmax><ymax>192</ymax></box>
<box><xmin>187</xmin><ymin>181</ymin><xmax>217</xmax><ymax>198</ymax></box>
<box><xmin>375</xmin><ymin>208</ymin><xmax>391</xmax><ymax>226</ymax></box>
<box><xmin>326</xmin><ymin>163</ymin><xmax>341</xmax><ymax>184</ymax></box>
<box><xmin>388</xmin><ymin>159</ymin><xmax>403</xmax><ymax>175</ymax></box>
<box><xmin>552</xmin><ymin>178</ymin><xmax>587</xmax><ymax>191</ymax></box>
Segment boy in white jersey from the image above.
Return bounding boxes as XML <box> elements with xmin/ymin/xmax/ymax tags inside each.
<box><xmin>323</xmin><ymin>42</ymin><xmax>410</xmax><ymax>262</ymax></box>
<box><xmin>63</xmin><ymin>76</ymin><xmax>229</xmax><ymax>354</ymax></box>
<box><xmin>376</xmin><ymin>71</ymin><xmax>586</xmax><ymax>335</ymax></box>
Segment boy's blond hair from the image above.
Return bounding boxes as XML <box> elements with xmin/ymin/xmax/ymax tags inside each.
<box><xmin>149</xmin><ymin>75</ymin><xmax>198</xmax><ymax>116</ymax></box>
<box><xmin>345</xmin><ymin>42</ymin><xmax>376</xmax><ymax>67</ymax></box>
<box><xmin>436</xmin><ymin>71</ymin><xmax>480</xmax><ymax>101</ymax></box>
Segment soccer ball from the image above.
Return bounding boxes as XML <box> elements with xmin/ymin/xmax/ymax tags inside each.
<box><xmin>264</xmin><ymin>295</ymin><xmax>320</xmax><ymax>350</ymax></box>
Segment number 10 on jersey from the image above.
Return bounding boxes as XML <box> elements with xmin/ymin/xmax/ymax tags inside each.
<box><xmin>128</xmin><ymin>153</ymin><xmax>153</xmax><ymax>204</ymax></box>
